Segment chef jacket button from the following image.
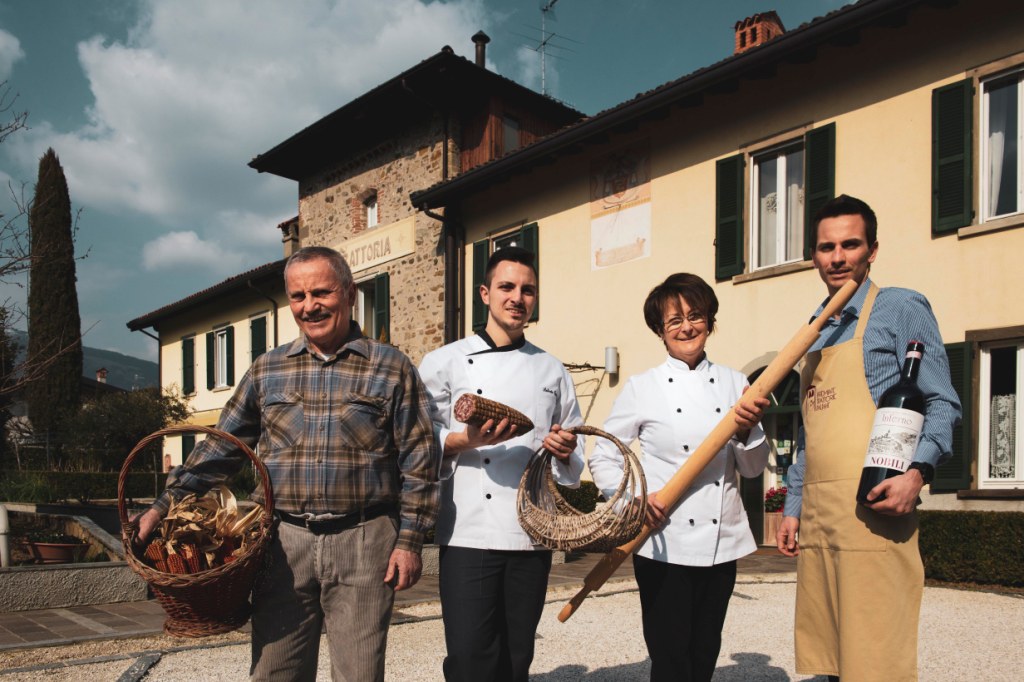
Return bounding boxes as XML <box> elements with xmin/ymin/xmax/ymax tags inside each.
<box><xmin>484</xmin><ymin>458</ymin><xmax>491</xmax><ymax>465</ymax></box>
<box><xmin>712</xmin><ymin>519</ymin><xmax>718</xmax><ymax>524</ymax></box>
<box><xmin>689</xmin><ymin>519</ymin><xmax>694</xmax><ymax>525</ymax></box>
<box><xmin>476</xmin><ymin>389</ymin><xmax>483</xmax><ymax>394</ymax></box>
<box><xmin>676</xmin><ymin>408</ymin><xmax>682</xmax><ymax>413</ymax></box>
<box><xmin>716</xmin><ymin>407</ymin><xmax>721</xmax><ymax>413</ymax></box>
<box><xmin>468</xmin><ymin>358</ymin><xmax>474</xmax><ymax>364</ymax></box>
<box><xmin>709</xmin><ymin>377</ymin><xmax>715</xmax><ymax>383</ymax></box>
<box><xmin>485</xmin><ymin>493</ymin><xmax>492</xmax><ymax>500</ymax></box>
<box><xmin>683</xmin><ymin>445</ymin><xmax>689</xmax><ymax>451</ymax></box>
<box><xmin>668</xmin><ymin>377</ymin><xmax>673</xmax><ymax>383</ymax></box>
<box><xmin>715</xmin><ymin>481</ymin><xmax>720</xmax><ymax>486</ymax></box>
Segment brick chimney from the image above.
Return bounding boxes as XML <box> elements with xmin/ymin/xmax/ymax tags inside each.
<box><xmin>472</xmin><ymin>31</ymin><xmax>490</xmax><ymax>68</ymax></box>
<box><xmin>734</xmin><ymin>11</ymin><xmax>785</xmax><ymax>55</ymax></box>
<box><xmin>96</xmin><ymin>367</ymin><xmax>108</xmax><ymax>384</ymax></box>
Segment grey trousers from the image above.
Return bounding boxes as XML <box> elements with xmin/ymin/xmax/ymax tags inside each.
<box><xmin>250</xmin><ymin>514</ymin><xmax>398</xmax><ymax>682</ymax></box>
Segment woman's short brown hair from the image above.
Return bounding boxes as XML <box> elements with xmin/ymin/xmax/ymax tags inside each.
<box><xmin>642</xmin><ymin>273</ymin><xmax>718</xmax><ymax>336</ymax></box>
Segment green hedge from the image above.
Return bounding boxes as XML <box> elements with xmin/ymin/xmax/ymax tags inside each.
<box><xmin>0</xmin><ymin>470</ymin><xmax>162</xmax><ymax>503</ymax></box>
<box><xmin>919</xmin><ymin>510</ymin><xmax>1024</xmax><ymax>587</ymax></box>
<box><xmin>556</xmin><ymin>481</ymin><xmax>601</xmax><ymax>513</ymax></box>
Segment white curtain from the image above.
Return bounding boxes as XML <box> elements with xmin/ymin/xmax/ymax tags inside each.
<box><xmin>986</xmin><ymin>81</ymin><xmax>1012</xmax><ymax>217</ymax></box>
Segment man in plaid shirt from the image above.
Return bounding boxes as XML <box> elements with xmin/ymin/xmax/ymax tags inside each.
<box><xmin>137</xmin><ymin>246</ymin><xmax>440</xmax><ymax>681</ymax></box>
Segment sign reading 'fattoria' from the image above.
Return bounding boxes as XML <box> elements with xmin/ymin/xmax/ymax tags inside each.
<box><xmin>336</xmin><ymin>216</ymin><xmax>416</xmax><ymax>273</ymax></box>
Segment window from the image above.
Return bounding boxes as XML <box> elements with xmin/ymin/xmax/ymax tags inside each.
<box><xmin>250</xmin><ymin>314</ymin><xmax>267</xmax><ymax>362</ymax></box>
<box><xmin>352</xmin><ymin>273</ymin><xmax>390</xmax><ymax>342</ymax></box>
<box><xmin>751</xmin><ymin>143</ymin><xmax>805</xmax><ymax>269</ymax></box>
<box><xmin>471</xmin><ymin>222</ymin><xmax>538</xmax><ymax>331</ymax></box>
<box><xmin>181</xmin><ymin>336</ymin><xmax>195</xmax><ymax>395</ymax></box>
<box><xmin>715</xmin><ymin>123</ymin><xmax>834</xmax><ymax>280</ymax></box>
<box><xmin>182</xmin><ymin>434</ymin><xmax>196</xmax><ymax>463</ymax></box>
<box><xmin>206</xmin><ymin>326</ymin><xmax>235</xmax><ymax>390</ymax></box>
<box><xmin>978</xmin><ymin>341</ymin><xmax>1023</xmax><ymax>488</ymax></box>
<box><xmin>982</xmin><ymin>69</ymin><xmax>1023</xmax><ymax>222</ymax></box>
<box><xmin>365</xmin><ymin>194</ymin><xmax>378</xmax><ymax>228</ymax></box>
<box><xmin>502</xmin><ymin>116</ymin><xmax>521</xmax><ymax>154</ymax></box>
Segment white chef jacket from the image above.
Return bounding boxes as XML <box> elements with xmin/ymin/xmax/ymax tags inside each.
<box><xmin>590</xmin><ymin>355</ymin><xmax>769</xmax><ymax>566</ymax></box>
<box><xmin>419</xmin><ymin>334</ymin><xmax>585</xmax><ymax>550</ymax></box>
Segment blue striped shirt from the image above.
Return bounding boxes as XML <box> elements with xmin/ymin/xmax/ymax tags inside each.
<box><xmin>784</xmin><ymin>278</ymin><xmax>962</xmax><ymax>517</ymax></box>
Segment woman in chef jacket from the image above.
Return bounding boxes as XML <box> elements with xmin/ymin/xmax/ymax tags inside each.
<box><xmin>589</xmin><ymin>272</ymin><xmax>770</xmax><ymax>682</ymax></box>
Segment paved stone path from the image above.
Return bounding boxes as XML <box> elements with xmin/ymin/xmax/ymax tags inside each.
<box><xmin>0</xmin><ymin>549</ymin><xmax>793</xmax><ymax>651</ymax></box>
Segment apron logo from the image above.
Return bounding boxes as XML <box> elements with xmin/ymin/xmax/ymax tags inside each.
<box><xmin>805</xmin><ymin>384</ymin><xmax>837</xmax><ymax>412</ymax></box>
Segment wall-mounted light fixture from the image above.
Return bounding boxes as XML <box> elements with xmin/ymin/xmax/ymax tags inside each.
<box><xmin>604</xmin><ymin>346</ymin><xmax>619</xmax><ymax>376</ymax></box>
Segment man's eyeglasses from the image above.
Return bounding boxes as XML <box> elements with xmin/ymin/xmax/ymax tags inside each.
<box><xmin>661</xmin><ymin>313</ymin><xmax>707</xmax><ymax>332</ymax></box>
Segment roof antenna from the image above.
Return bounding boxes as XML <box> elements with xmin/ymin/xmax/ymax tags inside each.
<box><xmin>539</xmin><ymin>0</ymin><xmax>560</xmax><ymax>95</ymax></box>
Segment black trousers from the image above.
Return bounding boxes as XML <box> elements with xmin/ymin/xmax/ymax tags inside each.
<box><xmin>633</xmin><ymin>555</ymin><xmax>738</xmax><ymax>682</ymax></box>
<box><xmin>439</xmin><ymin>545</ymin><xmax>552</xmax><ymax>682</ymax></box>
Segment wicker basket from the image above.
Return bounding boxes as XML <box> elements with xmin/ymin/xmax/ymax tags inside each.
<box><xmin>118</xmin><ymin>425</ymin><xmax>275</xmax><ymax>638</ymax></box>
<box><xmin>517</xmin><ymin>425</ymin><xmax>647</xmax><ymax>553</ymax></box>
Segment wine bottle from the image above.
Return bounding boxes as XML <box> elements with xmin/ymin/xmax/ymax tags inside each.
<box><xmin>856</xmin><ymin>341</ymin><xmax>926</xmax><ymax>505</ymax></box>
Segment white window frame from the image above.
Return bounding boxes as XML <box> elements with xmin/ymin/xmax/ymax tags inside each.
<box><xmin>214</xmin><ymin>327</ymin><xmax>230</xmax><ymax>389</ymax></box>
<box><xmin>749</xmin><ymin>140</ymin><xmax>805</xmax><ymax>271</ymax></box>
<box><xmin>977</xmin><ymin>339</ymin><xmax>1024</xmax><ymax>488</ymax></box>
<box><xmin>365</xmin><ymin>194</ymin><xmax>379</xmax><ymax>229</ymax></box>
<box><xmin>980</xmin><ymin>67</ymin><xmax>1024</xmax><ymax>223</ymax></box>
<box><xmin>352</xmin><ymin>278</ymin><xmax>378</xmax><ymax>339</ymax></box>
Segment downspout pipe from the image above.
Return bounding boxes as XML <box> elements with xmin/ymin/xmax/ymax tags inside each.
<box><xmin>422</xmin><ymin>206</ymin><xmax>461</xmax><ymax>343</ymax></box>
<box><xmin>247</xmin><ymin>281</ymin><xmax>280</xmax><ymax>348</ymax></box>
<box><xmin>1</xmin><ymin>503</ymin><xmax>10</xmax><ymax>568</ymax></box>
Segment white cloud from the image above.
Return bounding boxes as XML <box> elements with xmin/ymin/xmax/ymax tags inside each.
<box><xmin>6</xmin><ymin>0</ymin><xmax>488</xmax><ymax>256</ymax></box>
<box><xmin>141</xmin><ymin>230</ymin><xmax>247</xmax><ymax>273</ymax></box>
<box><xmin>513</xmin><ymin>44</ymin><xmax>559</xmax><ymax>98</ymax></box>
<box><xmin>0</xmin><ymin>29</ymin><xmax>24</xmax><ymax>81</ymax></box>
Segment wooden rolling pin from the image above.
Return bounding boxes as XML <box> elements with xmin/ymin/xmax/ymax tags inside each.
<box><xmin>557</xmin><ymin>279</ymin><xmax>859</xmax><ymax>622</ymax></box>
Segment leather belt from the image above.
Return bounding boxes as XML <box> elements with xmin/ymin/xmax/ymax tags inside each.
<box><xmin>277</xmin><ymin>504</ymin><xmax>394</xmax><ymax>534</ymax></box>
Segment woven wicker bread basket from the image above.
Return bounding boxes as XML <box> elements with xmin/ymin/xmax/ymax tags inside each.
<box><xmin>118</xmin><ymin>425</ymin><xmax>275</xmax><ymax>638</ymax></box>
<box><xmin>517</xmin><ymin>425</ymin><xmax>646</xmax><ymax>553</ymax></box>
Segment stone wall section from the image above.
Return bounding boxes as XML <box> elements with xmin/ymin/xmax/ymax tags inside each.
<box><xmin>297</xmin><ymin>114</ymin><xmax>461</xmax><ymax>364</ymax></box>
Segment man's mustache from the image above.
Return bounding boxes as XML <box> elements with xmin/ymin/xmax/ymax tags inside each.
<box><xmin>301</xmin><ymin>312</ymin><xmax>330</xmax><ymax>322</ymax></box>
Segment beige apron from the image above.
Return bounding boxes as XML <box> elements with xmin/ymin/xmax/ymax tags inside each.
<box><xmin>795</xmin><ymin>283</ymin><xmax>923</xmax><ymax>681</ymax></box>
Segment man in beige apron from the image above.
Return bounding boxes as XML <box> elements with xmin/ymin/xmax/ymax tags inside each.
<box><xmin>777</xmin><ymin>195</ymin><xmax>961</xmax><ymax>681</ymax></box>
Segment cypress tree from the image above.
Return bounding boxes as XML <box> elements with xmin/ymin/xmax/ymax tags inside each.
<box><xmin>26</xmin><ymin>148</ymin><xmax>82</xmax><ymax>442</ymax></box>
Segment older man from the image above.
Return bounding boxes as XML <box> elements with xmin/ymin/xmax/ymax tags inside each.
<box><xmin>137</xmin><ymin>246</ymin><xmax>440</xmax><ymax>681</ymax></box>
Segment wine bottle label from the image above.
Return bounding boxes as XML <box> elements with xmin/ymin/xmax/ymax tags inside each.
<box><xmin>862</xmin><ymin>407</ymin><xmax>924</xmax><ymax>471</ymax></box>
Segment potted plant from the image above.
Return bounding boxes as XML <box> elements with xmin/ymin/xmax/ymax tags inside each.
<box><xmin>763</xmin><ymin>486</ymin><xmax>787</xmax><ymax>543</ymax></box>
<box><xmin>24</xmin><ymin>530</ymin><xmax>88</xmax><ymax>564</ymax></box>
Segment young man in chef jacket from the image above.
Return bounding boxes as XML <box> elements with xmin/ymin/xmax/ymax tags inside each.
<box><xmin>419</xmin><ymin>246</ymin><xmax>585</xmax><ymax>682</ymax></box>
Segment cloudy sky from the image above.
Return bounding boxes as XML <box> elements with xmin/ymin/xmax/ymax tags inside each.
<box><xmin>0</xmin><ymin>0</ymin><xmax>841</xmax><ymax>362</ymax></box>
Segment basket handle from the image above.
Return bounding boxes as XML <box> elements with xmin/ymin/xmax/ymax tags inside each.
<box><xmin>117</xmin><ymin>424</ymin><xmax>275</xmax><ymax>533</ymax></box>
<box><xmin>530</xmin><ymin>424</ymin><xmax>644</xmax><ymax>501</ymax></box>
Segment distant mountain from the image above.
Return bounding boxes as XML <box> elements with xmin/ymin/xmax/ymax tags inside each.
<box><xmin>8</xmin><ymin>330</ymin><xmax>158</xmax><ymax>391</ymax></box>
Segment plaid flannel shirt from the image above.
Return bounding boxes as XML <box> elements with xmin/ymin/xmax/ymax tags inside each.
<box><xmin>155</xmin><ymin>327</ymin><xmax>440</xmax><ymax>552</ymax></box>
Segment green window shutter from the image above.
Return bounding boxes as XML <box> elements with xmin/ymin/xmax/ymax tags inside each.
<box><xmin>250</xmin><ymin>316</ymin><xmax>267</xmax><ymax>362</ymax></box>
<box><xmin>181</xmin><ymin>434</ymin><xmax>196</xmax><ymax>463</ymax></box>
<box><xmin>519</xmin><ymin>222</ymin><xmax>539</xmax><ymax>322</ymax></box>
<box><xmin>472</xmin><ymin>239</ymin><xmax>490</xmax><ymax>332</ymax></box>
<box><xmin>374</xmin><ymin>272</ymin><xmax>391</xmax><ymax>343</ymax></box>
<box><xmin>715</xmin><ymin>154</ymin><xmax>745</xmax><ymax>280</ymax></box>
<box><xmin>225</xmin><ymin>326</ymin><xmax>235</xmax><ymax>386</ymax></box>
<box><xmin>932</xmin><ymin>79</ymin><xmax>973</xmax><ymax>234</ymax></box>
<box><xmin>803</xmin><ymin>122</ymin><xmax>836</xmax><ymax>259</ymax></box>
<box><xmin>205</xmin><ymin>332</ymin><xmax>215</xmax><ymax>390</ymax></box>
<box><xmin>934</xmin><ymin>341</ymin><xmax>972</xmax><ymax>491</ymax></box>
<box><xmin>182</xmin><ymin>337</ymin><xmax>195</xmax><ymax>395</ymax></box>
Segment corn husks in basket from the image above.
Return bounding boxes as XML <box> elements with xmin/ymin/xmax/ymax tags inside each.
<box><xmin>143</xmin><ymin>485</ymin><xmax>263</xmax><ymax>574</ymax></box>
